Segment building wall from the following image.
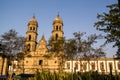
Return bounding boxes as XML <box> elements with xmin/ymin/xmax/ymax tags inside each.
<box><xmin>0</xmin><ymin>56</ymin><xmax>2</xmax><ymax>75</ymax></box>
<box><xmin>12</xmin><ymin>54</ymin><xmax>60</xmax><ymax>74</ymax></box>
<box><xmin>12</xmin><ymin>57</ymin><xmax>120</xmax><ymax>75</ymax></box>
<box><xmin>64</xmin><ymin>58</ymin><xmax>120</xmax><ymax>74</ymax></box>
<box><xmin>0</xmin><ymin>56</ymin><xmax>8</xmax><ymax>76</ymax></box>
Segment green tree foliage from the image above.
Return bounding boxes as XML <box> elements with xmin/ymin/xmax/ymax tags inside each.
<box><xmin>64</xmin><ymin>38</ymin><xmax>77</xmax><ymax>58</ymax></box>
<box><xmin>81</xmin><ymin>33</ymin><xmax>105</xmax><ymax>58</ymax></box>
<box><xmin>64</xmin><ymin>32</ymin><xmax>105</xmax><ymax>59</ymax></box>
<box><xmin>0</xmin><ymin>29</ymin><xmax>25</xmax><ymax>74</ymax></box>
<box><xmin>48</xmin><ymin>32</ymin><xmax>105</xmax><ymax>59</ymax></box>
<box><xmin>48</xmin><ymin>37</ymin><xmax>65</xmax><ymax>54</ymax></box>
<box><xmin>48</xmin><ymin>37</ymin><xmax>66</xmax><ymax>72</ymax></box>
<box><xmin>0</xmin><ymin>29</ymin><xmax>25</xmax><ymax>57</ymax></box>
<box><xmin>94</xmin><ymin>4</ymin><xmax>120</xmax><ymax>58</ymax></box>
<box><xmin>118</xmin><ymin>0</ymin><xmax>120</xmax><ymax>10</ymax></box>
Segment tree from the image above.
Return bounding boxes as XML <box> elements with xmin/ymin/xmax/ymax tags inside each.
<box><xmin>16</xmin><ymin>46</ymin><xmax>30</xmax><ymax>74</ymax></box>
<box><xmin>73</xmin><ymin>32</ymin><xmax>85</xmax><ymax>57</ymax></box>
<box><xmin>48</xmin><ymin>37</ymin><xmax>65</xmax><ymax>55</ymax></box>
<box><xmin>64</xmin><ymin>38</ymin><xmax>77</xmax><ymax>59</ymax></box>
<box><xmin>118</xmin><ymin>0</ymin><xmax>120</xmax><ymax>10</ymax></box>
<box><xmin>48</xmin><ymin>36</ymin><xmax>65</xmax><ymax>72</ymax></box>
<box><xmin>64</xmin><ymin>32</ymin><xmax>105</xmax><ymax>59</ymax></box>
<box><xmin>81</xmin><ymin>33</ymin><xmax>105</xmax><ymax>58</ymax></box>
<box><xmin>0</xmin><ymin>29</ymin><xmax>25</xmax><ymax>56</ymax></box>
<box><xmin>94</xmin><ymin>4</ymin><xmax>120</xmax><ymax>58</ymax></box>
<box><xmin>0</xmin><ymin>29</ymin><xmax>25</xmax><ymax>76</ymax></box>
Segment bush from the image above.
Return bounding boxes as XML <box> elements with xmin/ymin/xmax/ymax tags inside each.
<box><xmin>28</xmin><ymin>71</ymin><xmax>120</xmax><ymax>80</ymax></box>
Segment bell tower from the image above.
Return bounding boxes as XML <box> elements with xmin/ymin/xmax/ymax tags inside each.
<box><xmin>52</xmin><ymin>14</ymin><xmax>64</xmax><ymax>40</ymax></box>
<box><xmin>25</xmin><ymin>16</ymin><xmax>38</xmax><ymax>51</ymax></box>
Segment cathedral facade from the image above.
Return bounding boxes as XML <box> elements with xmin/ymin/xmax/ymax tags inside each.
<box><xmin>15</xmin><ymin>14</ymin><xmax>64</xmax><ymax>74</ymax></box>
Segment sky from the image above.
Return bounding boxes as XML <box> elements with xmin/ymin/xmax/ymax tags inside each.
<box><xmin>0</xmin><ymin>0</ymin><xmax>117</xmax><ymax>57</ymax></box>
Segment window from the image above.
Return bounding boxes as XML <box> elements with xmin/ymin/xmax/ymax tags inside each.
<box><xmin>75</xmin><ymin>62</ymin><xmax>78</xmax><ymax>70</ymax></box>
<box><xmin>29</xmin><ymin>35</ymin><xmax>31</xmax><ymax>41</ymax></box>
<box><xmin>100</xmin><ymin>62</ymin><xmax>104</xmax><ymax>71</ymax></box>
<box><xmin>83</xmin><ymin>63</ymin><xmax>87</xmax><ymax>71</ymax></box>
<box><xmin>55</xmin><ymin>61</ymin><xmax>57</xmax><ymax>63</ymax></box>
<box><xmin>55</xmin><ymin>34</ymin><xmax>58</xmax><ymax>40</ymax></box>
<box><xmin>59</xmin><ymin>26</ymin><xmax>61</xmax><ymax>30</ymax></box>
<box><xmin>118</xmin><ymin>62</ymin><xmax>120</xmax><ymax>70</ymax></box>
<box><xmin>33</xmin><ymin>27</ymin><xmax>35</xmax><ymax>30</ymax></box>
<box><xmin>91</xmin><ymin>63</ymin><xmax>95</xmax><ymax>70</ymax></box>
<box><xmin>67</xmin><ymin>62</ymin><xmax>70</xmax><ymax>69</ymax></box>
<box><xmin>27</xmin><ymin>44</ymin><xmax>30</xmax><ymax>51</ymax></box>
<box><xmin>56</xmin><ymin>26</ymin><xmax>58</xmax><ymax>30</ymax></box>
<box><xmin>39</xmin><ymin>60</ymin><xmax>43</xmax><ymax>65</ymax></box>
<box><xmin>26</xmin><ymin>61</ymin><xmax>28</xmax><ymax>63</ymax></box>
<box><xmin>80</xmin><ymin>64</ymin><xmax>83</xmax><ymax>71</ymax></box>
<box><xmin>30</xmin><ymin>27</ymin><xmax>32</xmax><ymax>30</ymax></box>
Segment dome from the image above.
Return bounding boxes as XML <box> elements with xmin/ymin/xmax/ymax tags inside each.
<box><xmin>53</xmin><ymin>14</ymin><xmax>63</xmax><ymax>25</ymax></box>
<box><xmin>28</xmin><ymin>16</ymin><xmax>38</xmax><ymax>26</ymax></box>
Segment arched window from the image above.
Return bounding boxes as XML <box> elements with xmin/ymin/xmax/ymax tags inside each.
<box><xmin>100</xmin><ymin>62</ymin><xmax>104</xmax><ymax>71</ymax></box>
<box><xmin>55</xmin><ymin>34</ymin><xmax>58</xmax><ymax>40</ymax></box>
<box><xmin>118</xmin><ymin>62</ymin><xmax>120</xmax><ymax>70</ymax></box>
<box><xmin>29</xmin><ymin>35</ymin><xmax>31</xmax><ymax>40</ymax></box>
<box><xmin>56</xmin><ymin>26</ymin><xmax>58</xmax><ymax>30</ymax></box>
<box><xmin>83</xmin><ymin>63</ymin><xmax>87</xmax><ymax>71</ymax></box>
<box><xmin>67</xmin><ymin>62</ymin><xmax>70</xmax><ymax>69</ymax></box>
<box><xmin>75</xmin><ymin>62</ymin><xmax>78</xmax><ymax>70</ymax></box>
<box><xmin>39</xmin><ymin>60</ymin><xmax>43</xmax><ymax>65</ymax></box>
<box><xmin>33</xmin><ymin>27</ymin><xmax>35</xmax><ymax>30</ymax></box>
<box><xmin>27</xmin><ymin>44</ymin><xmax>30</xmax><ymax>51</ymax></box>
<box><xmin>59</xmin><ymin>26</ymin><xmax>61</xmax><ymax>30</ymax></box>
<box><xmin>91</xmin><ymin>63</ymin><xmax>95</xmax><ymax>70</ymax></box>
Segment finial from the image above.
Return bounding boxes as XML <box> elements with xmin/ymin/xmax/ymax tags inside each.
<box><xmin>41</xmin><ymin>33</ymin><xmax>45</xmax><ymax>40</ymax></box>
<box><xmin>57</xmin><ymin>12</ymin><xmax>60</xmax><ymax>17</ymax></box>
<box><xmin>33</xmin><ymin>13</ymin><xmax>35</xmax><ymax>18</ymax></box>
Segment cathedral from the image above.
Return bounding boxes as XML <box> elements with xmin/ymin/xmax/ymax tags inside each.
<box><xmin>16</xmin><ymin>14</ymin><xmax>64</xmax><ymax>74</ymax></box>
<box><xmin>9</xmin><ymin>14</ymin><xmax>120</xmax><ymax>75</ymax></box>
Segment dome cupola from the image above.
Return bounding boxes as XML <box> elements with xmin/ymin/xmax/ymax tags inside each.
<box><xmin>28</xmin><ymin>16</ymin><xmax>38</xmax><ymax>27</ymax></box>
<box><xmin>53</xmin><ymin>14</ymin><xmax>63</xmax><ymax>26</ymax></box>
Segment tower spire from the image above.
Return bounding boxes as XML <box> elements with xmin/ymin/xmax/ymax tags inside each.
<box><xmin>33</xmin><ymin>13</ymin><xmax>35</xmax><ymax>18</ymax></box>
<box><xmin>57</xmin><ymin>12</ymin><xmax>60</xmax><ymax>17</ymax></box>
<box><xmin>52</xmin><ymin>13</ymin><xmax>64</xmax><ymax>40</ymax></box>
<box><xmin>25</xmin><ymin>16</ymin><xmax>38</xmax><ymax>51</ymax></box>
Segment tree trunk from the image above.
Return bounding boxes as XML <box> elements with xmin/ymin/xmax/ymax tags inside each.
<box><xmin>118</xmin><ymin>0</ymin><xmax>120</xmax><ymax>10</ymax></box>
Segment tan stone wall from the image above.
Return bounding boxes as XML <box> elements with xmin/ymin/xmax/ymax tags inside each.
<box><xmin>2</xmin><ymin>58</ymin><xmax>7</xmax><ymax>75</ymax></box>
<box><xmin>0</xmin><ymin>56</ymin><xmax>8</xmax><ymax>76</ymax></box>
<box><xmin>64</xmin><ymin>58</ymin><xmax>120</xmax><ymax>75</ymax></box>
<box><xmin>12</xmin><ymin>54</ymin><xmax>60</xmax><ymax>74</ymax></box>
<box><xmin>0</xmin><ymin>56</ymin><xmax>2</xmax><ymax>75</ymax></box>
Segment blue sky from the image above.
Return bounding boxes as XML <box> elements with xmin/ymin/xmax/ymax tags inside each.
<box><xmin>0</xmin><ymin>0</ymin><xmax>117</xmax><ymax>57</ymax></box>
